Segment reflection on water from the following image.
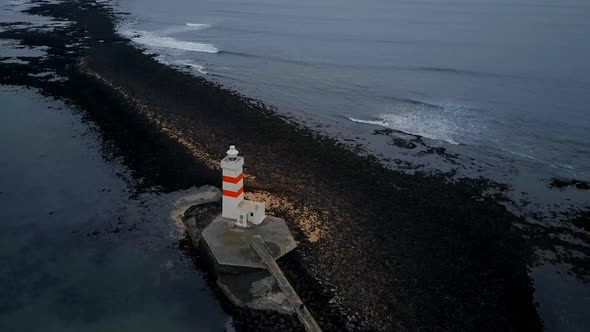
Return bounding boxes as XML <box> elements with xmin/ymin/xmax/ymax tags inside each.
<box><xmin>0</xmin><ymin>86</ymin><xmax>228</xmax><ymax>331</ymax></box>
<box><xmin>531</xmin><ymin>261</ymin><xmax>590</xmax><ymax>332</ymax></box>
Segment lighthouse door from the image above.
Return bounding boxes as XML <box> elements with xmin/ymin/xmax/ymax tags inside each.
<box><xmin>236</xmin><ymin>211</ymin><xmax>248</xmax><ymax>228</ymax></box>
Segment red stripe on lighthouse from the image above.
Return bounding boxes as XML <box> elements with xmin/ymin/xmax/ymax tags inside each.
<box><xmin>223</xmin><ymin>187</ymin><xmax>244</xmax><ymax>198</ymax></box>
<box><xmin>222</xmin><ymin>173</ymin><xmax>243</xmax><ymax>184</ymax></box>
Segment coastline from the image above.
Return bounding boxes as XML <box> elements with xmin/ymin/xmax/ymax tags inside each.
<box><xmin>2</xmin><ymin>0</ymin><xmax>587</xmax><ymax>330</ymax></box>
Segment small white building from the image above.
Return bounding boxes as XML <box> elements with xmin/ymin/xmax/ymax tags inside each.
<box><xmin>221</xmin><ymin>146</ymin><xmax>266</xmax><ymax>227</ymax></box>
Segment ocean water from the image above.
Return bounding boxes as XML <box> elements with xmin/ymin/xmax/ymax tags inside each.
<box><xmin>0</xmin><ymin>85</ymin><xmax>230</xmax><ymax>331</ymax></box>
<box><xmin>0</xmin><ymin>69</ymin><xmax>228</xmax><ymax>332</ymax></box>
<box><xmin>0</xmin><ymin>3</ymin><xmax>233</xmax><ymax>331</ymax></box>
<box><xmin>115</xmin><ymin>0</ymin><xmax>590</xmax><ymax>185</ymax></box>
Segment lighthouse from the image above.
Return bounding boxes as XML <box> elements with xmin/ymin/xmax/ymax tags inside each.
<box><xmin>197</xmin><ymin>148</ymin><xmax>310</xmax><ymax>328</ymax></box>
<box><xmin>221</xmin><ymin>145</ymin><xmax>266</xmax><ymax>227</ymax></box>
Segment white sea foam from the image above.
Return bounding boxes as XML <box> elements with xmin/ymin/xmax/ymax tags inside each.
<box><xmin>348</xmin><ymin>117</ymin><xmax>387</xmax><ymax>127</ymax></box>
<box><xmin>349</xmin><ymin>115</ymin><xmax>459</xmax><ymax>145</ymax></box>
<box><xmin>349</xmin><ymin>103</ymin><xmax>484</xmax><ymax>145</ymax></box>
<box><xmin>124</xmin><ymin>29</ymin><xmax>218</xmax><ymax>53</ymax></box>
<box><xmin>159</xmin><ymin>23</ymin><xmax>212</xmax><ymax>35</ymax></box>
<box><xmin>152</xmin><ymin>55</ymin><xmax>208</xmax><ymax>75</ymax></box>
<box><xmin>174</xmin><ymin>60</ymin><xmax>208</xmax><ymax>74</ymax></box>
<box><xmin>186</xmin><ymin>23</ymin><xmax>212</xmax><ymax>30</ymax></box>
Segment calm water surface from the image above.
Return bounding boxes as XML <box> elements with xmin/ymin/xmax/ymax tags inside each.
<box><xmin>0</xmin><ymin>86</ymin><xmax>229</xmax><ymax>331</ymax></box>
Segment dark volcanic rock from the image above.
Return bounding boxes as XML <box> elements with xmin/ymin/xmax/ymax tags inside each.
<box><xmin>569</xmin><ymin>210</ymin><xmax>590</xmax><ymax>232</ymax></box>
<box><xmin>549</xmin><ymin>177</ymin><xmax>590</xmax><ymax>190</ymax></box>
<box><xmin>373</xmin><ymin>128</ymin><xmax>423</xmax><ymax>149</ymax></box>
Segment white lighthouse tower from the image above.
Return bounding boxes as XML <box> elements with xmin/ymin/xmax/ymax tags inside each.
<box><xmin>221</xmin><ymin>146</ymin><xmax>265</xmax><ymax>227</ymax></box>
<box><xmin>221</xmin><ymin>145</ymin><xmax>244</xmax><ymax>220</ymax></box>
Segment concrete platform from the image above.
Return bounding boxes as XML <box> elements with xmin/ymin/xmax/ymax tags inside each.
<box><xmin>217</xmin><ymin>269</ymin><xmax>293</xmax><ymax>314</ymax></box>
<box><xmin>201</xmin><ymin>214</ymin><xmax>297</xmax><ymax>269</ymax></box>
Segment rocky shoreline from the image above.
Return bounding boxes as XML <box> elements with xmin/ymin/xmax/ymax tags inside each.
<box><xmin>0</xmin><ymin>0</ymin><xmax>564</xmax><ymax>330</ymax></box>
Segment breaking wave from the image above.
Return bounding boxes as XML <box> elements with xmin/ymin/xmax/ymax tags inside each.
<box><xmin>123</xmin><ymin>29</ymin><xmax>218</xmax><ymax>53</ymax></box>
<box><xmin>348</xmin><ymin>115</ymin><xmax>461</xmax><ymax>145</ymax></box>
<box><xmin>348</xmin><ymin>102</ymin><xmax>484</xmax><ymax>145</ymax></box>
<box><xmin>158</xmin><ymin>23</ymin><xmax>213</xmax><ymax>35</ymax></box>
<box><xmin>185</xmin><ymin>23</ymin><xmax>212</xmax><ymax>30</ymax></box>
<box><xmin>172</xmin><ymin>59</ymin><xmax>208</xmax><ymax>74</ymax></box>
<box><xmin>151</xmin><ymin>54</ymin><xmax>208</xmax><ymax>74</ymax></box>
<box><xmin>348</xmin><ymin>117</ymin><xmax>387</xmax><ymax>127</ymax></box>
<box><xmin>154</xmin><ymin>54</ymin><xmax>209</xmax><ymax>75</ymax></box>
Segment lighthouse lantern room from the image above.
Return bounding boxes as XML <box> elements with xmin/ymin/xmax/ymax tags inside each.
<box><xmin>221</xmin><ymin>146</ymin><xmax>266</xmax><ymax>227</ymax></box>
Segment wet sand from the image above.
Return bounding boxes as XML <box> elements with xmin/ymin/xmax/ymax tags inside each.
<box><xmin>0</xmin><ymin>0</ymin><xmax>564</xmax><ymax>331</ymax></box>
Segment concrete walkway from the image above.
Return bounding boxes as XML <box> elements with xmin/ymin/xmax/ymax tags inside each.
<box><xmin>250</xmin><ymin>236</ymin><xmax>322</xmax><ymax>332</ymax></box>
